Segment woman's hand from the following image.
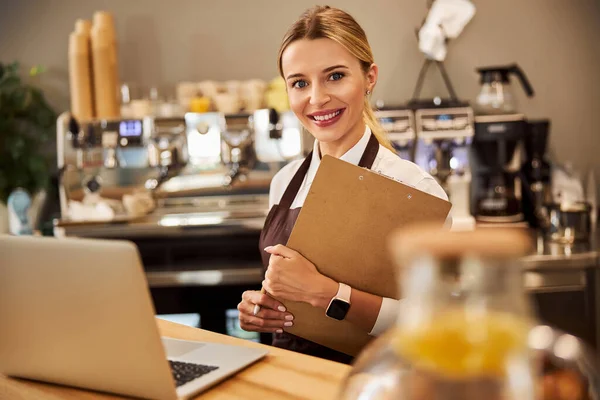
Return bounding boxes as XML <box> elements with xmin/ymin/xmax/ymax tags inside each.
<box><xmin>237</xmin><ymin>290</ymin><xmax>294</xmax><ymax>333</ymax></box>
<box><xmin>263</xmin><ymin>244</ymin><xmax>338</xmax><ymax>309</ymax></box>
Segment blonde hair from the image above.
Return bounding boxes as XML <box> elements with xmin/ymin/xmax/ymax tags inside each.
<box><xmin>277</xmin><ymin>5</ymin><xmax>394</xmax><ymax>152</ymax></box>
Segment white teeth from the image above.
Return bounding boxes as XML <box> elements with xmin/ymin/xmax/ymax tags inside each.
<box><xmin>313</xmin><ymin>110</ymin><xmax>341</xmax><ymax>121</ymax></box>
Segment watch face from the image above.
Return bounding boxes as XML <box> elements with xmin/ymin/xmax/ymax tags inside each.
<box><xmin>326</xmin><ymin>299</ymin><xmax>350</xmax><ymax>320</ymax></box>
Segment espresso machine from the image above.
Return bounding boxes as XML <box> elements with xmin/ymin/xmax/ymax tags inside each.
<box><xmin>412</xmin><ymin>104</ymin><xmax>476</xmax><ymax>230</ymax></box>
<box><xmin>471</xmin><ymin>64</ymin><xmax>535</xmax><ymax>225</ymax></box>
<box><xmin>156</xmin><ymin>109</ymin><xmax>306</xmax><ymax>194</ymax></box>
<box><xmin>57</xmin><ymin>108</ymin><xmax>305</xmax><ymax>224</ymax></box>
<box><xmin>56</xmin><ymin>113</ymin><xmax>188</xmax><ymax>220</ymax></box>
<box><xmin>375</xmin><ymin>107</ymin><xmax>416</xmax><ymax>161</ymax></box>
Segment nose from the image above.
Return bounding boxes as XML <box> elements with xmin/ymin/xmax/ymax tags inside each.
<box><xmin>308</xmin><ymin>83</ymin><xmax>330</xmax><ymax>107</ymax></box>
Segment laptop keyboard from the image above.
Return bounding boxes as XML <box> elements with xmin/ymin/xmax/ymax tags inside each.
<box><xmin>169</xmin><ymin>360</ymin><xmax>219</xmax><ymax>387</ymax></box>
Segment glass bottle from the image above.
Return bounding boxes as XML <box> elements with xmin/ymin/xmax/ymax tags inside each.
<box><xmin>340</xmin><ymin>226</ymin><xmax>539</xmax><ymax>400</ymax></box>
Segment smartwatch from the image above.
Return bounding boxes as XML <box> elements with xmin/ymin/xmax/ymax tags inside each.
<box><xmin>325</xmin><ymin>283</ymin><xmax>351</xmax><ymax>320</ymax></box>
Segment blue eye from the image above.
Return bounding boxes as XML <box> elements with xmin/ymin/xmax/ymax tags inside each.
<box><xmin>329</xmin><ymin>72</ymin><xmax>344</xmax><ymax>81</ymax></box>
<box><xmin>292</xmin><ymin>80</ymin><xmax>308</xmax><ymax>89</ymax></box>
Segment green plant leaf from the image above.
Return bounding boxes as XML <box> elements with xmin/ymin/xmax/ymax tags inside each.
<box><xmin>0</xmin><ymin>60</ymin><xmax>56</xmax><ymax>204</ymax></box>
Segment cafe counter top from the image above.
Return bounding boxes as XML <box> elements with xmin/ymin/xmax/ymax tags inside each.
<box><xmin>0</xmin><ymin>319</ymin><xmax>351</xmax><ymax>400</ymax></box>
<box><xmin>521</xmin><ymin>232</ymin><xmax>600</xmax><ymax>270</ymax></box>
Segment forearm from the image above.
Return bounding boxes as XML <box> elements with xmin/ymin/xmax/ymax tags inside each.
<box><xmin>343</xmin><ymin>288</ymin><xmax>383</xmax><ymax>333</ymax></box>
<box><xmin>310</xmin><ymin>278</ymin><xmax>383</xmax><ymax>333</ymax></box>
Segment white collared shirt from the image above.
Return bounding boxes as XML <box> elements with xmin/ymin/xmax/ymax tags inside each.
<box><xmin>268</xmin><ymin>126</ymin><xmax>450</xmax><ymax>336</ymax></box>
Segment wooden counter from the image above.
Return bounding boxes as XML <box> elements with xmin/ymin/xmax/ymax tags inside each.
<box><xmin>0</xmin><ymin>319</ymin><xmax>351</xmax><ymax>400</ymax></box>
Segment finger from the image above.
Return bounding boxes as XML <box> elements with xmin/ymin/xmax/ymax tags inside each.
<box><xmin>237</xmin><ymin>300</ymin><xmax>293</xmax><ymax>321</ymax></box>
<box><xmin>267</xmin><ymin>254</ymin><xmax>284</xmax><ymax>271</ymax></box>
<box><xmin>269</xmin><ymin>254</ymin><xmax>286</xmax><ymax>266</ymax></box>
<box><xmin>242</xmin><ymin>290</ymin><xmax>287</xmax><ymax>312</ymax></box>
<box><xmin>239</xmin><ymin>313</ymin><xmax>293</xmax><ymax>331</ymax></box>
<box><xmin>264</xmin><ymin>244</ymin><xmax>298</xmax><ymax>259</ymax></box>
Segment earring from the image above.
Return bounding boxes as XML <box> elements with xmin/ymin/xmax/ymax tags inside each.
<box><xmin>366</xmin><ymin>89</ymin><xmax>371</xmax><ymax>95</ymax></box>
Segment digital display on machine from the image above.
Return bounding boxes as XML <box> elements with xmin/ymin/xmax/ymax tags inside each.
<box><xmin>119</xmin><ymin>120</ymin><xmax>143</xmax><ymax>137</ymax></box>
<box><xmin>435</xmin><ymin>114</ymin><xmax>453</xmax><ymax>121</ymax></box>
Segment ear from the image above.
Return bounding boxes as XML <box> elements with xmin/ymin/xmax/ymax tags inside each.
<box><xmin>365</xmin><ymin>63</ymin><xmax>379</xmax><ymax>92</ymax></box>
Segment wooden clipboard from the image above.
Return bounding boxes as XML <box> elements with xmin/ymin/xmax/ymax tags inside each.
<box><xmin>279</xmin><ymin>155</ymin><xmax>452</xmax><ymax>356</ymax></box>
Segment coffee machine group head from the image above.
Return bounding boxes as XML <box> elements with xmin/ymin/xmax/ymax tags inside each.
<box><xmin>219</xmin><ymin>113</ymin><xmax>257</xmax><ymax>186</ymax></box>
<box><xmin>183</xmin><ymin>108</ymin><xmax>305</xmax><ymax>188</ymax></box>
<box><xmin>144</xmin><ymin>116</ymin><xmax>189</xmax><ymax>190</ymax></box>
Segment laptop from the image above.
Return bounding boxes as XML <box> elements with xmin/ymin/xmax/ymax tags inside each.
<box><xmin>0</xmin><ymin>235</ymin><xmax>268</xmax><ymax>400</ymax></box>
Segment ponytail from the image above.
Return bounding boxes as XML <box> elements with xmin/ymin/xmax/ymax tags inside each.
<box><xmin>363</xmin><ymin>97</ymin><xmax>395</xmax><ymax>152</ymax></box>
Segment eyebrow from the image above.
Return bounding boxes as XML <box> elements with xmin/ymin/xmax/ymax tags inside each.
<box><xmin>285</xmin><ymin>64</ymin><xmax>349</xmax><ymax>80</ymax></box>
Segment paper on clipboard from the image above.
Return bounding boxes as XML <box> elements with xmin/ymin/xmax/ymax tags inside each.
<box><xmin>277</xmin><ymin>155</ymin><xmax>452</xmax><ymax>356</ymax></box>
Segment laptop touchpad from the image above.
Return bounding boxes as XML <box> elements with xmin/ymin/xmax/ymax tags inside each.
<box><xmin>162</xmin><ymin>337</ymin><xmax>206</xmax><ymax>358</ymax></box>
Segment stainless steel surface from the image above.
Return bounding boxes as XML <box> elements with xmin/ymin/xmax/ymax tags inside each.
<box><xmin>146</xmin><ymin>266</ymin><xmax>263</xmax><ymax>288</ymax></box>
<box><xmin>55</xmin><ymin>193</ymin><xmax>270</xmax><ymax>238</ymax></box>
<box><xmin>521</xmin><ymin>232</ymin><xmax>600</xmax><ymax>270</ymax></box>
<box><xmin>55</xmin><ymin>216</ymin><xmax>267</xmax><ymax>238</ymax></box>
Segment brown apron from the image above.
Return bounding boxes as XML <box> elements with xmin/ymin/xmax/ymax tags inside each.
<box><xmin>258</xmin><ymin>133</ymin><xmax>380</xmax><ymax>364</ymax></box>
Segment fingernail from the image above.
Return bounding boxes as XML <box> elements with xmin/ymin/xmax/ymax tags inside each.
<box><xmin>285</xmin><ymin>315</ymin><xmax>294</xmax><ymax>321</ymax></box>
<box><xmin>278</xmin><ymin>306</ymin><xmax>286</xmax><ymax>312</ymax></box>
<box><xmin>284</xmin><ymin>321</ymin><xmax>293</xmax><ymax>327</ymax></box>
<box><xmin>276</xmin><ymin>329</ymin><xmax>283</xmax><ymax>333</ymax></box>
<box><xmin>264</xmin><ymin>246</ymin><xmax>273</xmax><ymax>251</ymax></box>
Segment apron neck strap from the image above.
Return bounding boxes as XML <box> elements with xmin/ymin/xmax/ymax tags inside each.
<box><xmin>279</xmin><ymin>151</ymin><xmax>313</xmax><ymax>209</ymax></box>
<box><xmin>358</xmin><ymin>132</ymin><xmax>380</xmax><ymax>169</ymax></box>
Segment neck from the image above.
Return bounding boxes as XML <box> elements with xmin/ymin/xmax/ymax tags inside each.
<box><xmin>318</xmin><ymin>121</ymin><xmax>366</xmax><ymax>159</ymax></box>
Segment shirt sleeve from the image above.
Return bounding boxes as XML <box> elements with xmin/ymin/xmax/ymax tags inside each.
<box><xmin>414</xmin><ymin>176</ymin><xmax>448</xmax><ymax>201</ymax></box>
<box><xmin>369</xmin><ymin>297</ymin><xmax>401</xmax><ymax>336</ymax></box>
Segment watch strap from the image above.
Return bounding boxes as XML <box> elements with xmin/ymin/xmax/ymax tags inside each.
<box><xmin>335</xmin><ymin>282</ymin><xmax>351</xmax><ymax>303</ymax></box>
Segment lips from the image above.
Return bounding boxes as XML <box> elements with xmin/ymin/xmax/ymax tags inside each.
<box><xmin>307</xmin><ymin>108</ymin><xmax>345</xmax><ymax>127</ymax></box>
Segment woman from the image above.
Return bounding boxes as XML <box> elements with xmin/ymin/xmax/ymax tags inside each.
<box><xmin>237</xmin><ymin>5</ymin><xmax>449</xmax><ymax>364</ymax></box>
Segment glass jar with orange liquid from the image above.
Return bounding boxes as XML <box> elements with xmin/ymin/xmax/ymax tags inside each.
<box><xmin>339</xmin><ymin>225</ymin><xmax>597</xmax><ymax>400</ymax></box>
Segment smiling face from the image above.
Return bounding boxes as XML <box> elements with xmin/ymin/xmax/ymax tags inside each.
<box><xmin>280</xmin><ymin>38</ymin><xmax>378</xmax><ymax>155</ymax></box>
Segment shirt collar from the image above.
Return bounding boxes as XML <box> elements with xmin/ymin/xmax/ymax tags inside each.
<box><xmin>306</xmin><ymin>125</ymin><xmax>372</xmax><ymax>186</ymax></box>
